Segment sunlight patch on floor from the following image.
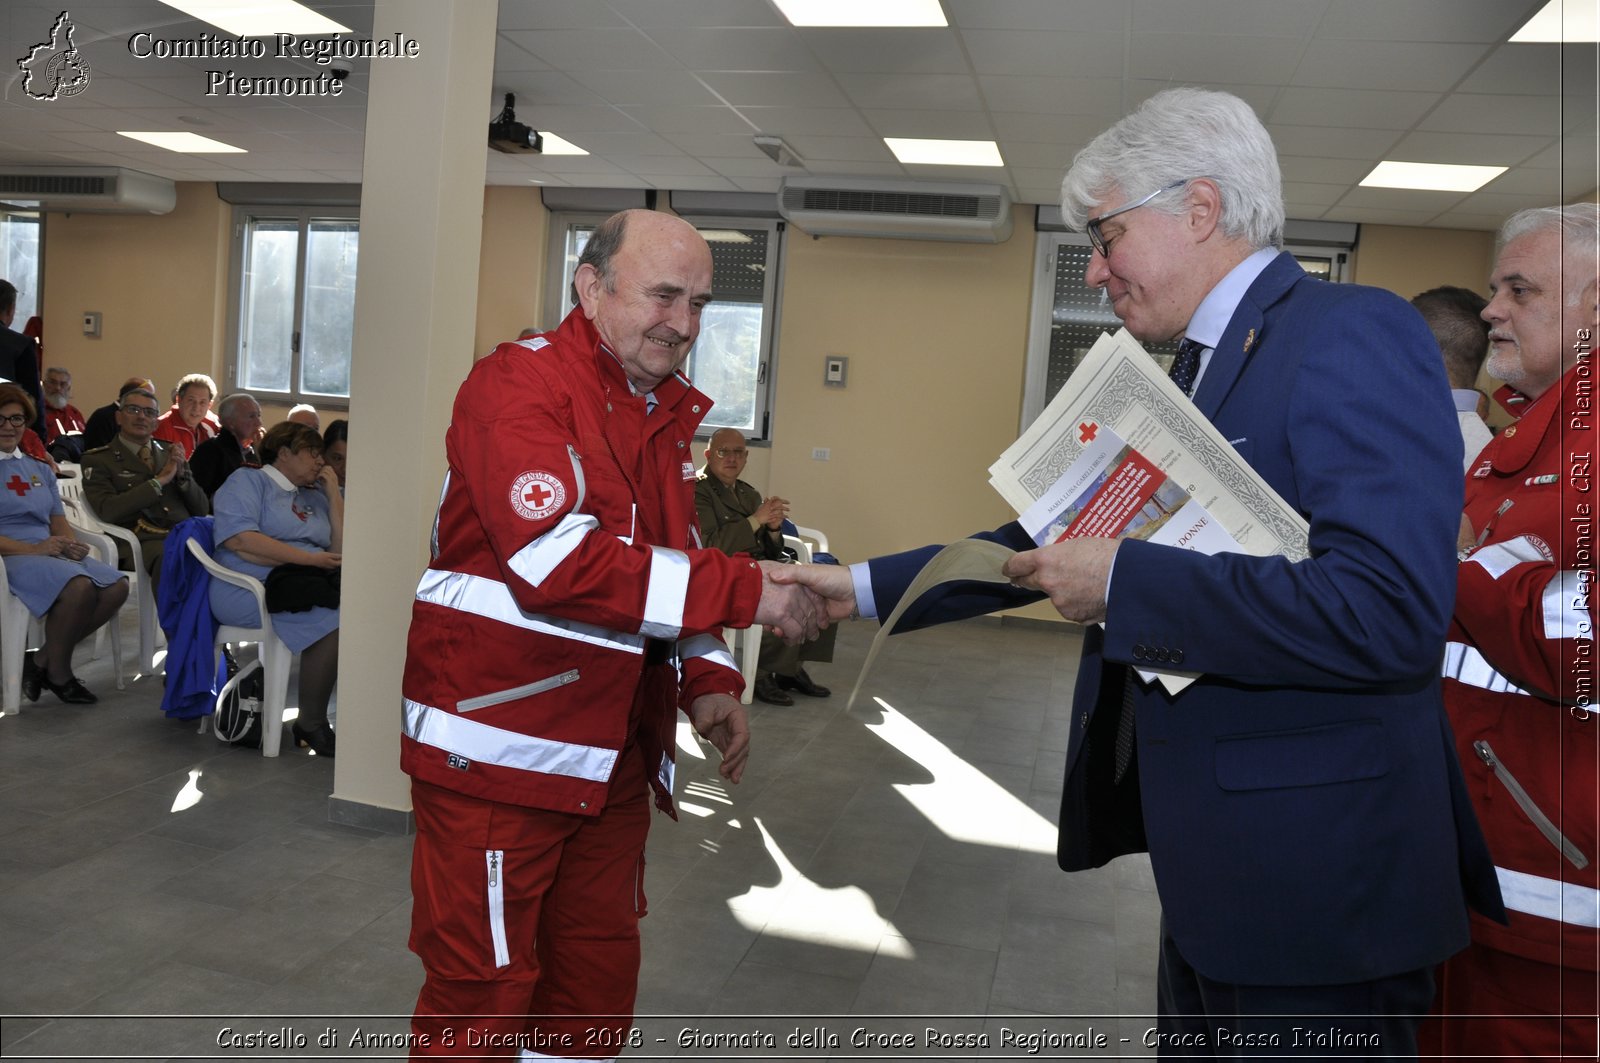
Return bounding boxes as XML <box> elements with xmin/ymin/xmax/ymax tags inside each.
<box><xmin>867</xmin><ymin>697</ymin><xmax>1055</xmax><ymax>854</ymax></box>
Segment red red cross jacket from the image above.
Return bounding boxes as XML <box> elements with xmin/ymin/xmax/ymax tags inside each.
<box><xmin>1447</xmin><ymin>360</ymin><xmax>1598</xmax><ymax>970</ymax></box>
<box><xmin>400</xmin><ymin>309</ymin><xmax>762</xmax><ymax>817</ymax></box>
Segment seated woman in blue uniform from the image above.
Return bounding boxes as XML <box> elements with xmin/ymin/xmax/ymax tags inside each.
<box><xmin>210</xmin><ymin>420</ymin><xmax>343</xmax><ymax>757</ymax></box>
<box><xmin>0</xmin><ymin>384</ymin><xmax>129</xmax><ymax>704</ymax></box>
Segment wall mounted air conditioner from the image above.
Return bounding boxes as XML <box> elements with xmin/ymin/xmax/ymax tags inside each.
<box><xmin>778</xmin><ymin>177</ymin><xmax>1013</xmax><ymax>243</ymax></box>
<box><xmin>0</xmin><ymin>166</ymin><xmax>177</xmax><ymax>215</ymax></box>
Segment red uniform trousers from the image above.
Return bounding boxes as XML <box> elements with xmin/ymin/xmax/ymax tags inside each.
<box><xmin>1423</xmin><ymin>941</ymin><xmax>1598</xmax><ymax>1060</ymax></box>
<box><xmin>409</xmin><ymin>742</ymin><xmax>651</xmax><ymax>1061</ymax></box>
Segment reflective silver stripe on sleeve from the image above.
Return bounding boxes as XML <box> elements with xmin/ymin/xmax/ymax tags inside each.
<box><xmin>689</xmin><ymin>524</ymin><xmax>703</xmax><ymax>550</ymax></box>
<box><xmin>515</xmin><ymin>337</ymin><xmax>551</xmax><ymax>352</ymax></box>
<box><xmin>429</xmin><ymin>470</ymin><xmax>450</xmax><ymax>560</ymax></box>
<box><xmin>641</xmin><ymin>546</ymin><xmax>690</xmax><ymax>640</ymax></box>
<box><xmin>404</xmin><ymin>698</ymin><xmax>618</xmax><ymax>782</ymax></box>
<box><xmin>677</xmin><ymin>631</ymin><xmax>736</xmax><ymax>673</ymax></box>
<box><xmin>657</xmin><ymin>749</ymin><xmax>674</xmax><ymax>796</ymax></box>
<box><xmin>415</xmin><ymin>568</ymin><xmax>644</xmax><ymax>654</ymax></box>
<box><xmin>565</xmin><ymin>444</ymin><xmax>586</xmax><ymax>514</ymax></box>
<box><xmin>1468</xmin><ymin>535</ymin><xmax>1548</xmax><ymax>580</ymax></box>
<box><xmin>1495</xmin><ymin>866</ymin><xmax>1600</xmax><ymax>928</ymax></box>
<box><xmin>1442</xmin><ymin>641</ymin><xmax>1530</xmax><ymax>696</ymax></box>
<box><xmin>507</xmin><ymin>512</ymin><xmax>598</xmax><ymax>587</ymax></box>
<box><xmin>1543</xmin><ymin>570</ymin><xmax>1593</xmax><ymax>641</ymax></box>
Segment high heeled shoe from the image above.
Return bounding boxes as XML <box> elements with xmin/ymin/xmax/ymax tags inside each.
<box><xmin>292</xmin><ymin>721</ymin><xmax>336</xmax><ymax>757</ymax></box>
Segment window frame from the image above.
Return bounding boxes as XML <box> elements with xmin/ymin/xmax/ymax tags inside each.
<box><xmin>1021</xmin><ymin>231</ymin><xmax>1351</xmax><ymax>429</ymax></box>
<box><xmin>0</xmin><ymin>211</ymin><xmax>43</xmax><ymax>326</ymax></box>
<box><xmin>225</xmin><ymin>204</ymin><xmax>360</xmax><ymax>409</ymax></box>
<box><xmin>543</xmin><ymin>211</ymin><xmax>785</xmax><ymax>443</ymax></box>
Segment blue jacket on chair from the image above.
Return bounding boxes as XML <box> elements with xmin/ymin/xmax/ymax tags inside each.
<box><xmin>158</xmin><ymin>516</ymin><xmax>225</xmax><ymax>719</ymax></box>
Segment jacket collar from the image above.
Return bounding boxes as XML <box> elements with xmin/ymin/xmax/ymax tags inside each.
<box><xmin>1192</xmin><ymin>250</ymin><xmax>1305</xmax><ymax>418</ymax></box>
<box><xmin>555</xmin><ymin>307</ymin><xmax>714</xmax><ymax>433</ymax></box>
<box><xmin>1476</xmin><ymin>364</ymin><xmax>1571</xmax><ymax>475</ymax></box>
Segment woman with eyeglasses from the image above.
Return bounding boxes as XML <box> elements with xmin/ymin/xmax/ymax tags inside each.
<box><xmin>210</xmin><ymin>420</ymin><xmax>343</xmax><ymax>756</ymax></box>
<box><xmin>0</xmin><ymin>383</ymin><xmax>129</xmax><ymax>704</ymax></box>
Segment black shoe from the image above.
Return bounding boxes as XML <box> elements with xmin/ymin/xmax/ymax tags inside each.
<box><xmin>20</xmin><ymin>651</ymin><xmax>41</xmax><ymax>703</ymax></box>
<box><xmin>776</xmin><ymin>667</ymin><xmax>831</xmax><ymax>698</ymax></box>
<box><xmin>292</xmin><ymin>721</ymin><xmax>336</xmax><ymax>757</ymax></box>
<box><xmin>43</xmin><ymin>674</ymin><xmax>96</xmax><ymax>705</ymax></box>
<box><xmin>752</xmin><ymin>675</ymin><xmax>794</xmax><ymax>706</ymax></box>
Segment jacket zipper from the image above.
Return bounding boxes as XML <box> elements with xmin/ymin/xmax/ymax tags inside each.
<box><xmin>456</xmin><ymin>669</ymin><xmax>580</xmax><ymax>712</ymax></box>
<box><xmin>1474</xmin><ymin>740</ymin><xmax>1589</xmax><ymax>869</ymax></box>
<box><xmin>485</xmin><ymin>849</ymin><xmax>509</xmax><ymax>967</ymax></box>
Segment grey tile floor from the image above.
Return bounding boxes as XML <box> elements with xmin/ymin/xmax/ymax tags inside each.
<box><xmin>0</xmin><ymin>614</ymin><xmax>1162</xmax><ymax>1061</ymax></box>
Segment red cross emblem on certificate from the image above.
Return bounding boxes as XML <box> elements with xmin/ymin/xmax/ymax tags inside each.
<box><xmin>1078</xmin><ymin>422</ymin><xmax>1099</xmax><ymax>444</ymax></box>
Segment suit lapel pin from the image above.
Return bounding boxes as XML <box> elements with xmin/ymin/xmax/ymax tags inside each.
<box><xmin>1242</xmin><ymin>328</ymin><xmax>1256</xmax><ymax>354</ymax></box>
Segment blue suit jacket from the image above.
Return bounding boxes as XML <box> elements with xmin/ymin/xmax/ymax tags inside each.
<box><xmin>866</xmin><ymin>253</ymin><xmax>1503</xmax><ymax>986</ymax></box>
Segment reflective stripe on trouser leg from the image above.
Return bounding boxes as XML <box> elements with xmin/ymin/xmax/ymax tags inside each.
<box><xmin>408</xmin><ymin>782</ymin><xmax>580</xmax><ymax>1060</ymax></box>
<box><xmin>528</xmin><ymin>741</ymin><xmax>653</xmax><ymax>1057</ymax></box>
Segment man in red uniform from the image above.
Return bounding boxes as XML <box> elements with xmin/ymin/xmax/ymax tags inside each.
<box><xmin>152</xmin><ymin>373</ymin><xmax>219</xmax><ymax>458</ymax></box>
<box><xmin>401</xmin><ymin>210</ymin><xmax>823</xmax><ymax>1060</ymax></box>
<box><xmin>1426</xmin><ymin>202</ymin><xmax>1599</xmax><ymax>1058</ymax></box>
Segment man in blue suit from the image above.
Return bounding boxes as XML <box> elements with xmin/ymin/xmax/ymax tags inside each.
<box><xmin>781</xmin><ymin>88</ymin><xmax>1502</xmax><ymax>1054</ymax></box>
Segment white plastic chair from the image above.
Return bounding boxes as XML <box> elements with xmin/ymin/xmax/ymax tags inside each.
<box><xmin>57</xmin><ymin>462</ymin><xmax>164</xmax><ymax>675</ymax></box>
<box><xmin>722</xmin><ymin>622</ymin><xmax>764</xmax><ymax>706</ymax></box>
<box><xmin>0</xmin><ymin>518</ymin><xmax>124</xmax><ymax>713</ymax></box>
<box><xmin>184</xmin><ymin>537</ymin><xmax>294</xmax><ymax>757</ymax></box>
<box><xmin>785</xmin><ymin>524</ymin><xmax>830</xmax><ymax>563</ymax></box>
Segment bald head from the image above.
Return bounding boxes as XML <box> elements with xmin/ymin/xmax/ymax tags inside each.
<box><xmin>704</xmin><ymin>427</ymin><xmax>749</xmax><ymax>487</ymax></box>
<box><xmin>575</xmin><ymin>209</ymin><xmax>713</xmax><ymax>393</ymax></box>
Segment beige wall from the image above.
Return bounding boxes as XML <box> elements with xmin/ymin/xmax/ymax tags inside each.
<box><xmin>40</xmin><ymin>181</ymin><xmax>230</xmax><ymax>414</ymax></box>
<box><xmin>38</xmin><ymin>195</ymin><xmax>1513</xmax><ymax>571</ymax></box>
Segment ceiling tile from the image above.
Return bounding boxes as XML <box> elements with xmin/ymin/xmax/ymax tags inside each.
<box><xmin>1266</xmin><ymin>124</ymin><xmax>1404</xmax><ymax>160</ymax></box>
<box><xmin>989</xmin><ymin>112</ymin><xmax>1113</xmax><ymax>144</ymax></box>
<box><xmin>497</xmin><ymin>71</ymin><xmax>608</xmax><ymax>108</ymax></box>
<box><xmin>732</xmin><ymin>176</ymin><xmax>781</xmax><ymax>193</ymax></box>
<box><xmin>566</xmin><ymin>68</ymin><xmax>721</xmax><ymax>107</ymax></box>
<box><xmin>621</xmin><ymin>108</ymin><xmax>753</xmax><ymax>136</ymax></box>
<box><xmin>516</xmin><ymin>105</ymin><xmax>643</xmax><ymax>135</ymax></box>
<box><xmin>1129</xmin><ymin>34</ymin><xmax>1302</xmax><ymax>85</ymax></box>
<box><xmin>977</xmin><ymin>77</ymin><xmax>1125</xmax><ymax>117</ymax></box>
<box><xmin>1388</xmin><ymin>129</ymin><xmax>1555</xmax><ymax>166</ymax></box>
<box><xmin>1314</xmin><ymin>0</ymin><xmax>1536</xmax><ymax>43</ymax></box>
<box><xmin>1335</xmin><ymin>186</ymin><xmax>1469</xmax><ymax>212</ymax></box>
<box><xmin>558</xmin><ymin>131</ymin><xmax>685</xmax><ymax>156</ymax></box>
<box><xmin>1268</xmin><ymin>88</ymin><xmax>1442</xmax><ymax>130</ymax></box>
<box><xmin>644</xmin><ymin>28</ymin><xmax>818</xmax><ymax>71</ymax></box>
<box><xmin>500</xmin><ymin>28</ymin><xmax>677</xmax><ymax>70</ymax></box>
<box><xmin>1321</xmin><ymin>205</ymin><xmax>1448</xmax><ymax>225</ymax></box>
<box><xmin>998</xmin><ymin>142</ymin><xmax>1075</xmax><ymax>170</ymax></box>
<box><xmin>947</xmin><ymin>0</ymin><xmax>1130</xmax><ymax>33</ymax></box>
<box><xmin>780</xmin><ymin>135</ymin><xmax>897</xmax><ymax>162</ymax></box>
<box><xmin>698</xmin><ymin>71</ymin><xmax>850</xmax><ymax>108</ymax></box>
<box><xmin>837</xmin><ymin>73</ymin><xmax>984</xmax><ymax>112</ymax></box>
<box><xmin>1133</xmin><ymin>0</ymin><xmax>1324</xmax><ymax>37</ymax></box>
<box><xmin>660</xmin><ymin>132</ymin><xmax>766</xmax><ymax>158</ymax></box>
<box><xmin>1419</xmin><ymin>93</ymin><xmax>1562</xmax><ymax>136</ymax></box>
<box><xmin>494</xmin><ymin>36</ymin><xmax>551</xmax><ymax>73</ymax></box>
<box><xmin>733</xmin><ymin>106</ymin><xmax>876</xmax><ymax>137</ymax></box>
<box><xmin>963</xmin><ymin>30</ymin><xmax>1124</xmax><ymax>78</ymax></box>
<box><xmin>1281</xmin><ymin>181</ymin><xmax>1348</xmax><ymax>206</ymax></box>
<box><xmin>604</xmin><ymin>0</ymin><xmax>785</xmax><ymax>28</ymax></box>
<box><xmin>495</xmin><ymin>0</ymin><xmax>627</xmax><ymax>31</ymax></box>
<box><xmin>1292</xmin><ymin>40</ymin><xmax>1488</xmax><ymax>92</ymax></box>
<box><xmin>1276</xmin><ymin>155</ymin><xmax>1380</xmax><ymax>183</ymax></box>
<box><xmin>800</xmin><ymin>28</ymin><xmax>968</xmax><ymax>75</ymax></box>
<box><xmin>860</xmin><ymin>108</ymin><xmax>994</xmax><ymax>139</ymax></box>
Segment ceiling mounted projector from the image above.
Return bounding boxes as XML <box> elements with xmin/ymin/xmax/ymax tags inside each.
<box><xmin>488</xmin><ymin>93</ymin><xmax>542</xmax><ymax>154</ymax></box>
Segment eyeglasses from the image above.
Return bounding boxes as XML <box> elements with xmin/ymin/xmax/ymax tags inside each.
<box><xmin>1086</xmin><ymin>179</ymin><xmax>1190</xmax><ymax>258</ymax></box>
<box><xmin>714</xmin><ymin>447</ymin><xmax>748</xmax><ymax>459</ymax></box>
<box><xmin>0</xmin><ymin>413</ymin><xmax>27</xmax><ymax>427</ymax></box>
<box><xmin>120</xmin><ymin>405</ymin><xmax>160</xmax><ymax>419</ymax></box>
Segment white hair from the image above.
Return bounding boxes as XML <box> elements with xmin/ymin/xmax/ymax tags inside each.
<box><xmin>1499</xmin><ymin>203</ymin><xmax>1600</xmax><ymax>303</ymax></box>
<box><xmin>1060</xmin><ymin>87</ymin><xmax>1285</xmax><ymax>250</ymax></box>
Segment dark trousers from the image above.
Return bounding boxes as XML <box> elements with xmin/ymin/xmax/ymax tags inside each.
<box><xmin>1156</xmin><ymin>920</ymin><xmax>1435</xmax><ymax>1059</ymax></box>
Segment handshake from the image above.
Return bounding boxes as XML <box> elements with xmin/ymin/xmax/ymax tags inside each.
<box><xmin>750</xmin><ymin>559</ymin><xmax>858</xmax><ymax>643</ymax></box>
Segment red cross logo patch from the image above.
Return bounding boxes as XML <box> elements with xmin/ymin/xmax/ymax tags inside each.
<box><xmin>510</xmin><ymin>470</ymin><xmax>566</xmax><ymax>521</ymax></box>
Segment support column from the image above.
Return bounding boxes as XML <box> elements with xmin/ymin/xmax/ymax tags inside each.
<box><xmin>330</xmin><ymin>0</ymin><xmax>496</xmax><ymax>830</ymax></box>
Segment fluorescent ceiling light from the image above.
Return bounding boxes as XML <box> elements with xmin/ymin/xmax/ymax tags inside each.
<box><xmin>774</xmin><ymin>0</ymin><xmax>946</xmax><ymax>28</ymax></box>
<box><xmin>1360</xmin><ymin>161</ymin><xmax>1506</xmax><ymax>192</ymax></box>
<box><xmin>119</xmin><ymin>130</ymin><xmax>247</xmax><ymax>153</ymax></box>
<box><xmin>885</xmin><ymin>137</ymin><xmax>1004</xmax><ymax>166</ymax></box>
<box><xmin>539</xmin><ymin>133</ymin><xmax>588</xmax><ymax>156</ymax></box>
<box><xmin>157</xmin><ymin>0</ymin><xmax>350</xmax><ymax>36</ymax></box>
<box><xmin>1511</xmin><ymin>0</ymin><xmax>1600</xmax><ymax>42</ymax></box>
